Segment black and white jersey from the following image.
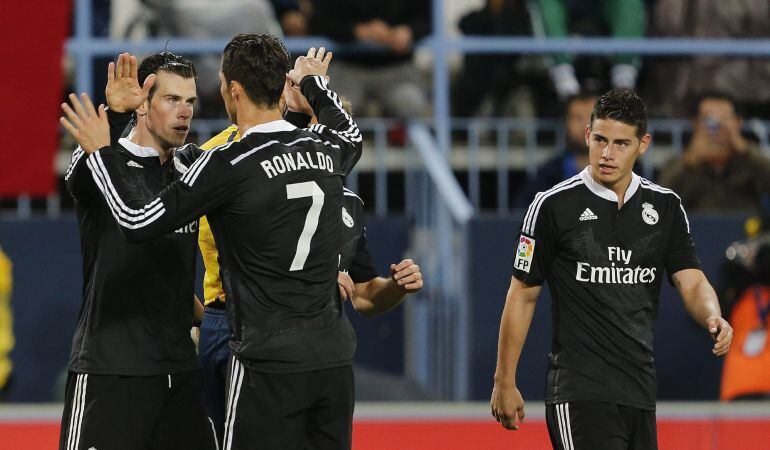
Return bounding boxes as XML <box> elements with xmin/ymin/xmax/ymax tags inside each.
<box><xmin>87</xmin><ymin>75</ymin><xmax>363</xmax><ymax>373</ymax></box>
<box><xmin>338</xmin><ymin>187</ymin><xmax>377</xmax><ymax>284</ymax></box>
<box><xmin>513</xmin><ymin>167</ymin><xmax>701</xmax><ymax>410</ymax></box>
<box><xmin>65</xmin><ymin>132</ymin><xmax>201</xmax><ymax>376</ymax></box>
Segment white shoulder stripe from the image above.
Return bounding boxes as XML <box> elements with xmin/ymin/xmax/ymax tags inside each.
<box><xmin>229</xmin><ymin>136</ymin><xmax>342</xmax><ymax>166</ymax></box>
<box><xmin>343</xmin><ymin>187</ymin><xmax>363</xmax><ymax>204</ymax></box>
<box><xmin>65</xmin><ymin>147</ymin><xmax>85</xmax><ymax>181</ymax></box>
<box><xmin>522</xmin><ymin>175</ymin><xmax>583</xmax><ymax>235</ymax></box>
<box><xmin>640</xmin><ymin>180</ymin><xmax>690</xmax><ymax>233</ymax></box>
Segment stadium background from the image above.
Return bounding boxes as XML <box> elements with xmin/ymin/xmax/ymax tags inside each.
<box><xmin>1</xmin><ymin>0</ymin><xmax>770</xmax><ymax>448</ymax></box>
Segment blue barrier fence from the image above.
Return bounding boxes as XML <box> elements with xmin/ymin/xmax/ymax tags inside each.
<box><xmin>0</xmin><ymin>213</ymin><xmax>748</xmax><ymax>401</ymax></box>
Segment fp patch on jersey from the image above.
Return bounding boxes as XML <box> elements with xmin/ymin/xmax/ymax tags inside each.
<box><xmin>514</xmin><ymin>235</ymin><xmax>535</xmax><ymax>273</ymax></box>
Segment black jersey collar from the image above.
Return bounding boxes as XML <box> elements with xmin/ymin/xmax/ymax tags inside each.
<box><xmin>579</xmin><ymin>166</ymin><xmax>641</xmax><ymax>203</ymax></box>
<box><xmin>241</xmin><ymin>120</ymin><xmax>297</xmax><ymax>138</ymax></box>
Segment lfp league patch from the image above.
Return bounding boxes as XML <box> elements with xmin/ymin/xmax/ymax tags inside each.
<box><xmin>514</xmin><ymin>235</ymin><xmax>536</xmax><ymax>273</ymax></box>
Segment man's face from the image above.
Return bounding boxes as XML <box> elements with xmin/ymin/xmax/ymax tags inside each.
<box><xmin>565</xmin><ymin>97</ymin><xmax>596</xmax><ymax>149</ymax></box>
<box><xmin>694</xmin><ymin>98</ymin><xmax>739</xmax><ymax>149</ymax></box>
<box><xmin>219</xmin><ymin>71</ymin><xmax>237</xmax><ymax>125</ymax></box>
<box><xmin>586</xmin><ymin>118</ymin><xmax>650</xmax><ymax>188</ymax></box>
<box><xmin>143</xmin><ymin>71</ymin><xmax>197</xmax><ymax>150</ymax></box>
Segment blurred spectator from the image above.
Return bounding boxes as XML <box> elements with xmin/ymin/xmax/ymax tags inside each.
<box><xmin>652</xmin><ymin>0</ymin><xmax>770</xmax><ymax>118</ymax></box>
<box><xmin>271</xmin><ymin>0</ymin><xmax>312</xmax><ymax>36</ymax></box>
<box><xmin>719</xmin><ymin>238</ymin><xmax>770</xmax><ymax>401</ymax></box>
<box><xmin>514</xmin><ymin>93</ymin><xmax>596</xmax><ymax>207</ymax></box>
<box><xmin>123</xmin><ymin>0</ymin><xmax>284</xmax><ymax>116</ymax></box>
<box><xmin>310</xmin><ymin>1</ymin><xmax>430</xmax><ymax>119</ymax></box>
<box><xmin>658</xmin><ymin>93</ymin><xmax>770</xmax><ymax>212</ymax></box>
<box><xmin>452</xmin><ymin>0</ymin><xmax>554</xmax><ymax>118</ymax></box>
<box><xmin>534</xmin><ymin>0</ymin><xmax>646</xmax><ymax>100</ymax></box>
<box><xmin>0</xmin><ymin>246</ymin><xmax>13</xmax><ymax>400</ymax></box>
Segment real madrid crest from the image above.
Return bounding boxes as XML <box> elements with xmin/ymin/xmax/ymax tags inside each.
<box><xmin>641</xmin><ymin>202</ymin><xmax>659</xmax><ymax>225</ymax></box>
<box><xmin>174</xmin><ymin>156</ymin><xmax>189</xmax><ymax>174</ymax></box>
<box><xmin>342</xmin><ymin>207</ymin><xmax>355</xmax><ymax>228</ymax></box>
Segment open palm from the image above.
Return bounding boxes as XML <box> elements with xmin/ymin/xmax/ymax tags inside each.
<box><xmin>105</xmin><ymin>52</ymin><xmax>156</xmax><ymax>113</ymax></box>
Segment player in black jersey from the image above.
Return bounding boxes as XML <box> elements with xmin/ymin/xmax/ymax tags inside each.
<box><xmin>491</xmin><ymin>89</ymin><xmax>734</xmax><ymax>450</ymax></box>
<box><xmin>336</xmin><ymin>187</ymin><xmax>423</xmax><ymax>315</ymax></box>
<box><xmin>58</xmin><ymin>53</ymin><xmax>215</xmax><ymax>450</ymax></box>
<box><xmin>61</xmin><ymin>35</ymin><xmax>363</xmax><ymax>450</ymax></box>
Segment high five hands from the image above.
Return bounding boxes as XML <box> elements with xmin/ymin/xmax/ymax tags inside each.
<box><xmin>60</xmin><ymin>53</ymin><xmax>155</xmax><ymax>153</ymax></box>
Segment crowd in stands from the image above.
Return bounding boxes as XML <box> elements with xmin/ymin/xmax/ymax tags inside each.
<box><xmin>64</xmin><ymin>0</ymin><xmax>770</xmax><ymax>216</ymax></box>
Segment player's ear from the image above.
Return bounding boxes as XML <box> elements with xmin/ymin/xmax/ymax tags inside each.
<box><xmin>230</xmin><ymin>80</ymin><xmax>241</xmax><ymax>100</ymax></box>
<box><xmin>638</xmin><ymin>133</ymin><xmax>652</xmax><ymax>156</ymax></box>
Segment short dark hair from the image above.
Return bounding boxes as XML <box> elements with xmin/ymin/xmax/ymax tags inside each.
<box><xmin>137</xmin><ymin>52</ymin><xmax>197</xmax><ymax>101</ymax></box>
<box><xmin>690</xmin><ymin>91</ymin><xmax>739</xmax><ymax>117</ymax></box>
<box><xmin>221</xmin><ymin>34</ymin><xmax>290</xmax><ymax>108</ymax></box>
<box><xmin>590</xmin><ymin>89</ymin><xmax>648</xmax><ymax>138</ymax></box>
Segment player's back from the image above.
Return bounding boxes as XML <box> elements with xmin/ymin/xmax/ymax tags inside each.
<box><xmin>202</xmin><ymin>122</ymin><xmax>356</xmax><ymax>373</ymax></box>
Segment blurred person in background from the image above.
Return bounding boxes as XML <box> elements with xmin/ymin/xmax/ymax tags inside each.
<box><xmin>658</xmin><ymin>93</ymin><xmax>770</xmax><ymax>212</ymax></box>
<box><xmin>651</xmin><ymin>0</ymin><xmax>770</xmax><ymax>118</ymax></box>
<box><xmin>0</xmin><ymin>245</ymin><xmax>12</xmax><ymax>401</ymax></box>
<box><xmin>514</xmin><ymin>93</ymin><xmax>596</xmax><ymax>208</ymax></box>
<box><xmin>535</xmin><ymin>0</ymin><xmax>646</xmax><ymax>101</ymax></box>
<box><xmin>719</xmin><ymin>223</ymin><xmax>770</xmax><ymax>401</ymax></box>
<box><xmin>309</xmin><ymin>1</ymin><xmax>431</xmax><ymax>119</ymax></box>
<box><xmin>134</xmin><ymin>0</ymin><xmax>284</xmax><ymax>117</ymax></box>
<box><xmin>452</xmin><ymin>0</ymin><xmax>555</xmax><ymax>118</ymax></box>
<box><xmin>271</xmin><ymin>0</ymin><xmax>312</xmax><ymax>36</ymax></box>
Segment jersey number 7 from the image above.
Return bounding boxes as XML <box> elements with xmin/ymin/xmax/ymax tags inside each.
<box><xmin>286</xmin><ymin>181</ymin><xmax>325</xmax><ymax>271</ymax></box>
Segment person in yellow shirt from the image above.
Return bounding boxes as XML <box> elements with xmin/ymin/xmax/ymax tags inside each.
<box><xmin>0</xmin><ymin>246</ymin><xmax>14</xmax><ymax>399</ymax></box>
<box><xmin>196</xmin><ymin>124</ymin><xmax>238</xmax><ymax>442</ymax></box>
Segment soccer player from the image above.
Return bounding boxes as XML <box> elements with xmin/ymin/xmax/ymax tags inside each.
<box><xmin>58</xmin><ymin>52</ymin><xmax>216</xmax><ymax>450</ymax></box>
<box><xmin>490</xmin><ymin>89</ymin><xmax>734</xmax><ymax>450</ymax></box>
<box><xmin>61</xmin><ymin>35</ymin><xmax>363</xmax><ymax>450</ymax></box>
<box><xmin>196</xmin><ymin>79</ymin><xmax>423</xmax><ymax>442</ymax></box>
<box><xmin>336</xmin><ymin>186</ymin><xmax>423</xmax><ymax>316</ymax></box>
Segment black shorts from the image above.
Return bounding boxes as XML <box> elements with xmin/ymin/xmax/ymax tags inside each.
<box><xmin>223</xmin><ymin>358</ymin><xmax>354</xmax><ymax>450</ymax></box>
<box><xmin>59</xmin><ymin>370</ymin><xmax>217</xmax><ymax>450</ymax></box>
<box><xmin>546</xmin><ymin>401</ymin><xmax>657</xmax><ymax>450</ymax></box>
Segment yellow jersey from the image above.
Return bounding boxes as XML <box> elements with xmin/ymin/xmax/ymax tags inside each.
<box><xmin>198</xmin><ymin>125</ymin><xmax>240</xmax><ymax>305</ymax></box>
<box><xmin>0</xmin><ymin>246</ymin><xmax>13</xmax><ymax>389</ymax></box>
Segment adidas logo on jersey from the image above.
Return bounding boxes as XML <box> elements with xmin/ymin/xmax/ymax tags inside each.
<box><xmin>126</xmin><ymin>160</ymin><xmax>143</xmax><ymax>168</ymax></box>
<box><xmin>579</xmin><ymin>208</ymin><xmax>598</xmax><ymax>221</ymax></box>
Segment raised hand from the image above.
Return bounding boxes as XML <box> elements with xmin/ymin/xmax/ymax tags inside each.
<box><xmin>106</xmin><ymin>52</ymin><xmax>156</xmax><ymax>113</ymax></box>
<box><xmin>60</xmin><ymin>93</ymin><xmax>110</xmax><ymax>154</ymax></box>
<box><xmin>287</xmin><ymin>47</ymin><xmax>333</xmax><ymax>85</ymax></box>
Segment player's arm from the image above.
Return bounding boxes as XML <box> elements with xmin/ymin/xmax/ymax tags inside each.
<box><xmin>288</xmin><ymin>48</ymin><xmax>363</xmax><ymax>175</ymax></box>
<box><xmin>672</xmin><ymin>269</ymin><xmax>733</xmax><ymax>356</ymax></box>
<box><xmin>61</xmin><ymin>97</ymin><xmax>133</xmax><ymax>202</ymax></box>
<box><xmin>351</xmin><ymin>259</ymin><xmax>423</xmax><ymax>317</ymax></box>
<box><xmin>665</xmin><ymin>196</ymin><xmax>732</xmax><ymax>356</ymax></box>
<box><xmin>86</xmin><ymin>144</ymin><xmax>232</xmax><ymax>243</ymax></box>
<box><xmin>491</xmin><ymin>277</ymin><xmax>541</xmax><ymax>431</ymax></box>
<box><xmin>492</xmin><ymin>196</ymin><xmax>556</xmax><ymax>430</ymax></box>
